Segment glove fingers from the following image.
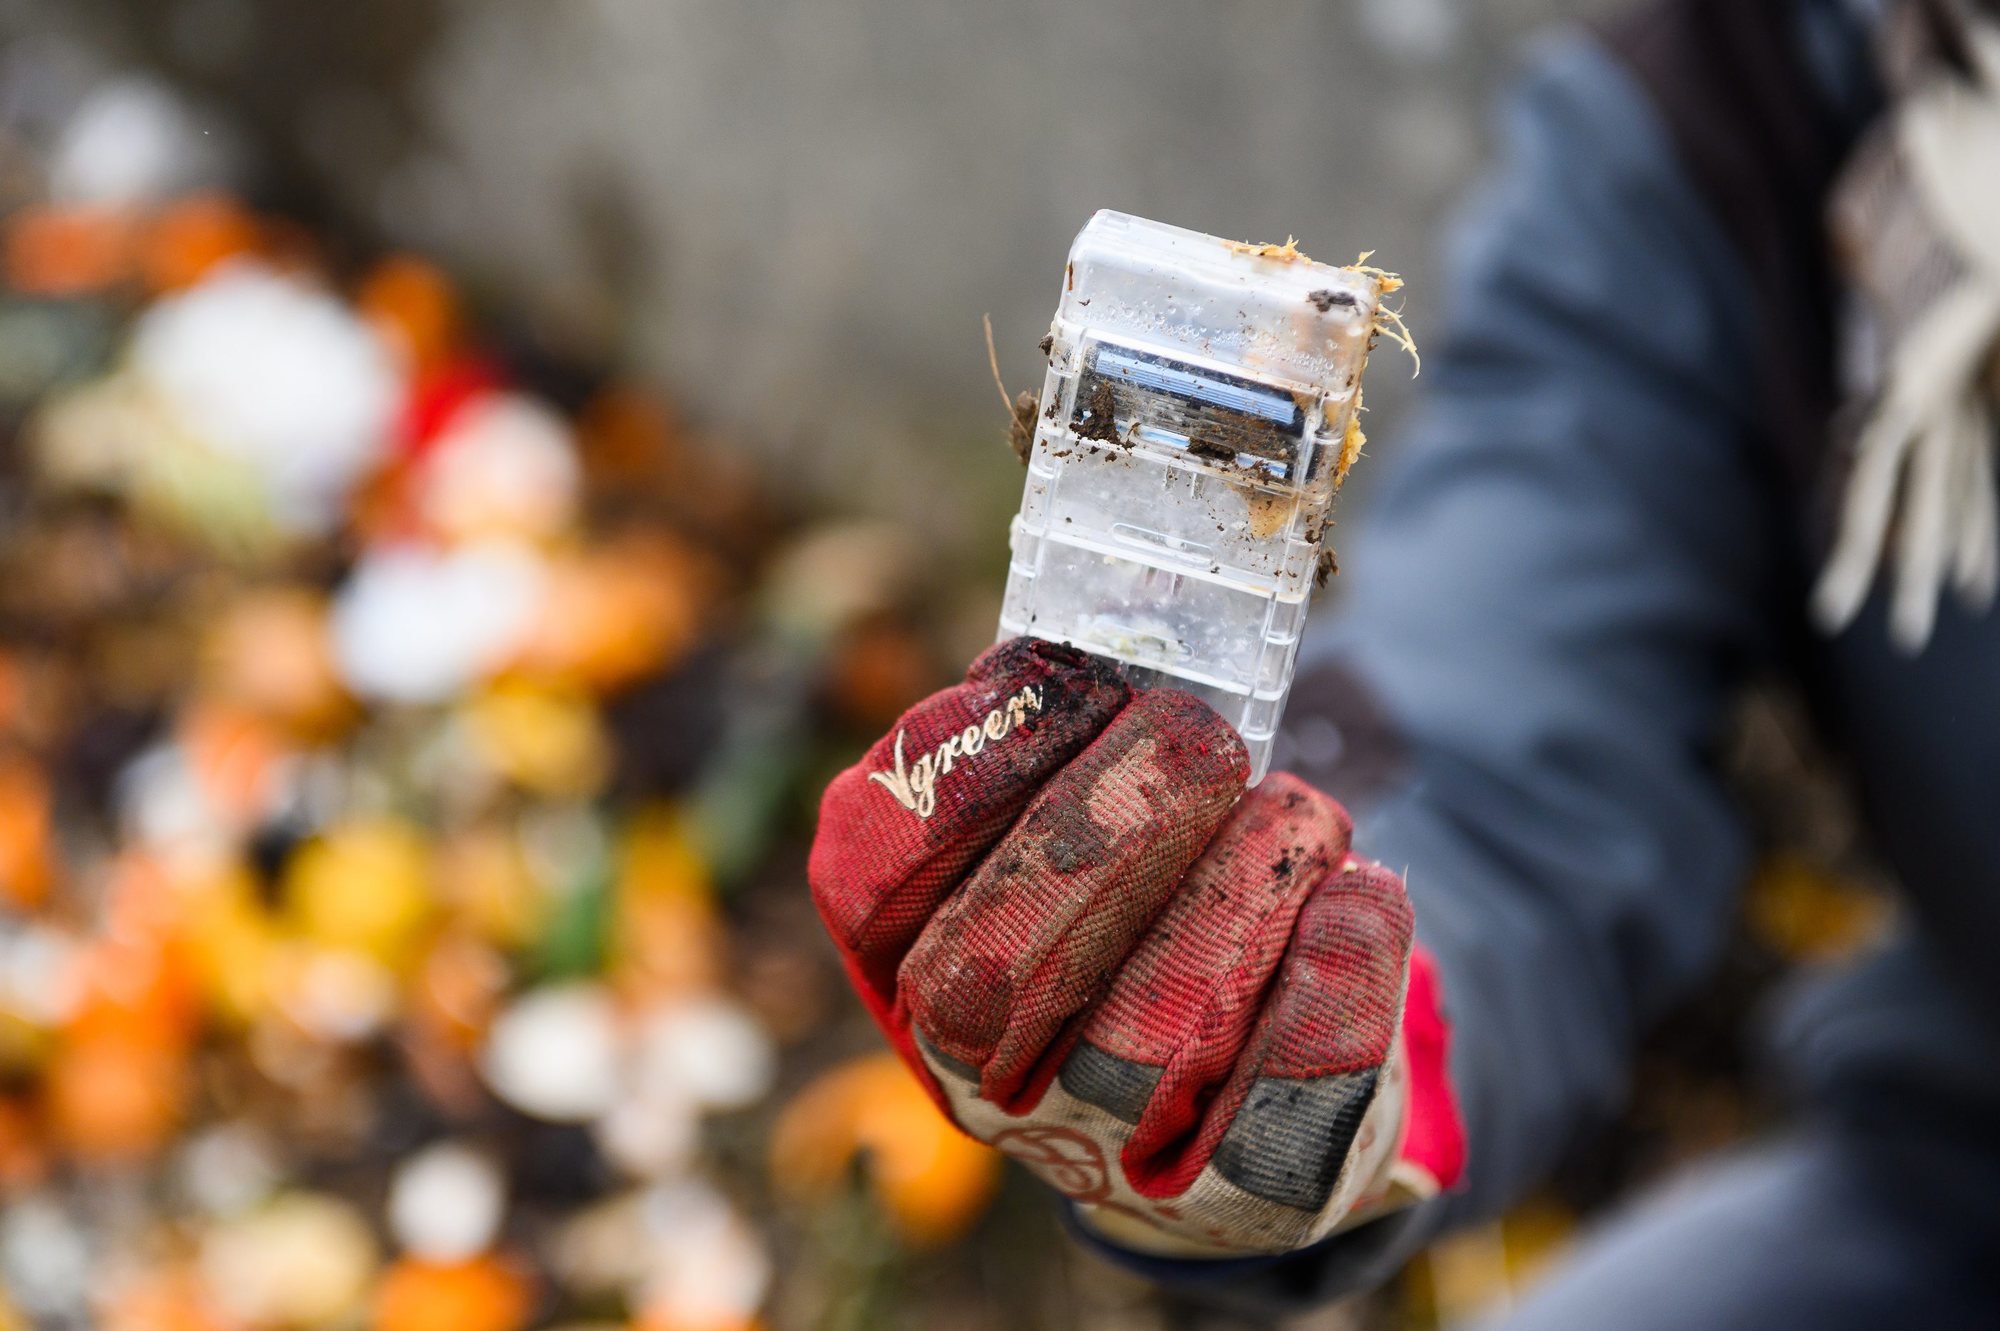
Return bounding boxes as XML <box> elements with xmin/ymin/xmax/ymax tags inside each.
<box><xmin>808</xmin><ymin>637</ymin><xmax>1129</xmax><ymax>1012</ymax></box>
<box><xmin>1063</xmin><ymin>774</ymin><xmax>1352</xmax><ymax>1197</ymax></box>
<box><xmin>1190</xmin><ymin>857</ymin><xmax>1413</xmax><ymax>1214</ymax></box>
<box><xmin>900</xmin><ymin>688</ymin><xmax>1249</xmax><ymax>1109</ymax></box>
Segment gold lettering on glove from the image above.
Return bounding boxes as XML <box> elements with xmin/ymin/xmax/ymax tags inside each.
<box><xmin>869</xmin><ymin>685</ymin><xmax>1043</xmax><ymax>818</ymax></box>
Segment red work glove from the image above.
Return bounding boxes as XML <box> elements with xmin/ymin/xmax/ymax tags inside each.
<box><xmin>808</xmin><ymin>637</ymin><xmax>1464</xmax><ymax>1256</ymax></box>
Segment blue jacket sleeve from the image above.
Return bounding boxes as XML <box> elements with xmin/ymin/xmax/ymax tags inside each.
<box><xmin>1083</xmin><ymin>30</ymin><xmax>1780</xmax><ymax>1307</ymax></box>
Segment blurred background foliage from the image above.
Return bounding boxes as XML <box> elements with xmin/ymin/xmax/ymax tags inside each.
<box><xmin>0</xmin><ymin>2</ymin><xmax>1896</xmax><ymax>1329</ymax></box>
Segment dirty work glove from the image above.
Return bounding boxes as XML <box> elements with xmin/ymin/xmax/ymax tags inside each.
<box><xmin>808</xmin><ymin>637</ymin><xmax>1464</xmax><ymax>1257</ymax></box>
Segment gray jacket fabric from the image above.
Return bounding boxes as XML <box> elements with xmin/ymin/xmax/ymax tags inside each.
<box><xmin>1078</xmin><ymin>2</ymin><xmax>2000</xmax><ymax>1309</ymax></box>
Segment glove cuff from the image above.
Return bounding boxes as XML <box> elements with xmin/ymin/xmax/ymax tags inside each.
<box><xmin>1390</xmin><ymin>941</ymin><xmax>1467</xmax><ymax>1195</ymax></box>
<box><xmin>1342</xmin><ymin>940</ymin><xmax>1466</xmax><ymax>1231</ymax></box>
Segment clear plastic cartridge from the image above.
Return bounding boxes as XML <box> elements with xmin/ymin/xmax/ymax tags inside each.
<box><xmin>999</xmin><ymin>210</ymin><xmax>1389</xmax><ymax>783</ymax></box>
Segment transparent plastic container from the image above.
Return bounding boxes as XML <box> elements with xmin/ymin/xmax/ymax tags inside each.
<box><xmin>999</xmin><ymin>210</ymin><xmax>1385</xmax><ymax>783</ymax></box>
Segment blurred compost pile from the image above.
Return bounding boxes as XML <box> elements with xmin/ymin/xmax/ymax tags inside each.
<box><xmin>0</xmin><ymin>67</ymin><xmax>1058</xmax><ymax>1331</ymax></box>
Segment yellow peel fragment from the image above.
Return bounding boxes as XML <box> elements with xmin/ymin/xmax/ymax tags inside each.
<box><xmin>1342</xmin><ymin>254</ymin><xmax>1420</xmax><ymax>378</ymax></box>
<box><xmin>1225</xmin><ymin>235</ymin><xmax>1311</xmax><ymax>263</ymax></box>
<box><xmin>1338</xmin><ymin>388</ymin><xmax>1368</xmax><ymax>483</ymax></box>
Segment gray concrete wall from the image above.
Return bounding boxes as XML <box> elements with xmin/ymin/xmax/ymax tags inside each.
<box><xmin>380</xmin><ymin>1</ymin><xmax>1615</xmax><ymax>541</ymax></box>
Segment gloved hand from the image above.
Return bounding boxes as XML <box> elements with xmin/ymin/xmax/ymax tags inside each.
<box><xmin>808</xmin><ymin>637</ymin><xmax>1462</xmax><ymax>1256</ymax></box>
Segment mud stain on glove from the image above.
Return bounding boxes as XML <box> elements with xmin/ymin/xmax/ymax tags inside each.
<box><xmin>901</xmin><ymin>688</ymin><xmax>1248</xmax><ymax>1108</ymax></box>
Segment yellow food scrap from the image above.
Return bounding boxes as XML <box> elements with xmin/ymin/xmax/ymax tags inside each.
<box><xmin>1345</xmin><ymin>251</ymin><xmax>1405</xmax><ymax>294</ymax></box>
<box><xmin>1345</xmin><ymin>253</ymin><xmax>1421</xmax><ymax>377</ymax></box>
<box><xmin>1337</xmin><ymin>390</ymin><xmax>1368</xmax><ymax>484</ymax></box>
<box><xmin>1226</xmin><ymin>235</ymin><xmax>1311</xmax><ymax>263</ymax></box>
<box><xmin>1372</xmin><ymin>301</ymin><xmax>1421</xmax><ymax>376</ymax></box>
